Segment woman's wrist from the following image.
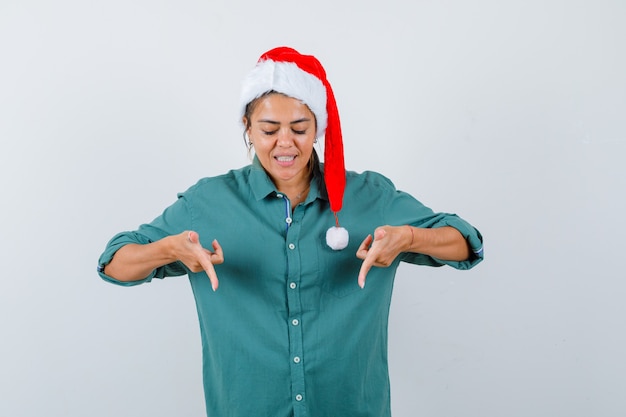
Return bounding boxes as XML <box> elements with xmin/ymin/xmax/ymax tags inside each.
<box><xmin>161</xmin><ymin>234</ymin><xmax>181</xmax><ymax>264</ymax></box>
<box><xmin>405</xmin><ymin>225</ymin><xmax>414</xmax><ymax>252</ymax></box>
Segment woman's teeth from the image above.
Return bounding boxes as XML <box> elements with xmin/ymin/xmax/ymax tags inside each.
<box><xmin>276</xmin><ymin>156</ymin><xmax>295</xmax><ymax>162</ymax></box>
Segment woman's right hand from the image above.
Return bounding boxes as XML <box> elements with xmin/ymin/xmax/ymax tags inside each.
<box><xmin>104</xmin><ymin>230</ymin><xmax>224</xmax><ymax>290</ymax></box>
<box><xmin>174</xmin><ymin>231</ymin><xmax>224</xmax><ymax>291</ymax></box>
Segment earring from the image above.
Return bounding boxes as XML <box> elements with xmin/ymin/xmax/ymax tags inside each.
<box><xmin>244</xmin><ymin>131</ymin><xmax>254</xmax><ymax>149</ymax></box>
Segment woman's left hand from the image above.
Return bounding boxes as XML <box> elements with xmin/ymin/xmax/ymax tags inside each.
<box><xmin>356</xmin><ymin>225</ymin><xmax>411</xmax><ymax>288</ymax></box>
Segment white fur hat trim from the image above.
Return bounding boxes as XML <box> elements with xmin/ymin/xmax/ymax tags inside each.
<box><xmin>239</xmin><ymin>60</ymin><xmax>328</xmax><ymax>135</ymax></box>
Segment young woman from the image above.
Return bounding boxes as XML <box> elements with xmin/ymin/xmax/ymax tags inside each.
<box><xmin>98</xmin><ymin>46</ymin><xmax>484</xmax><ymax>417</ymax></box>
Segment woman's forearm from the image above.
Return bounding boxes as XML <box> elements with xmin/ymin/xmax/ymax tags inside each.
<box><xmin>408</xmin><ymin>226</ymin><xmax>470</xmax><ymax>261</ymax></box>
<box><xmin>103</xmin><ymin>238</ymin><xmax>176</xmax><ymax>282</ymax></box>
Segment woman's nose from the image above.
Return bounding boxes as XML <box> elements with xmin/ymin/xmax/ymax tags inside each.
<box><xmin>276</xmin><ymin>128</ymin><xmax>293</xmax><ymax>146</ymax></box>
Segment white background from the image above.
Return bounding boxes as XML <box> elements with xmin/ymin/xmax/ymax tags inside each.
<box><xmin>1</xmin><ymin>1</ymin><xmax>625</xmax><ymax>416</ymax></box>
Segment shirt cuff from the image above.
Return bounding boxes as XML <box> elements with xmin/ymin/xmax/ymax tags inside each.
<box><xmin>434</xmin><ymin>216</ymin><xmax>484</xmax><ymax>270</ymax></box>
<box><xmin>96</xmin><ymin>232</ymin><xmax>157</xmax><ymax>286</ymax></box>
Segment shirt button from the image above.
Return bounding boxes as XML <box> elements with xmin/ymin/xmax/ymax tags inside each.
<box><xmin>276</xmin><ymin>193</ymin><xmax>283</xmax><ymax>198</ymax></box>
<box><xmin>294</xmin><ymin>356</ymin><xmax>301</xmax><ymax>363</ymax></box>
<box><xmin>288</xmin><ymin>243</ymin><xmax>295</xmax><ymax>250</ymax></box>
<box><xmin>292</xmin><ymin>319</ymin><xmax>299</xmax><ymax>326</ymax></box>
<box><xmin>289</xmin><ymin>282</ymin><xmax>297</xmax><ymax>289</ymax></box>
<box><xmin>295</xmin><ymin>394</ymin><xmax>303</xmax><ymax>402</ymax></box>
<box><xmin>285</xmin><ymin>217</ymin><xmax>292</xmax><ymax>224</ymax></box>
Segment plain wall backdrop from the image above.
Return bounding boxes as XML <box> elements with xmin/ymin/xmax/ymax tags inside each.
<box><xmin>1</xmin><ymin>0</ymin><xmax>625</xmax><ymax>416</ymax></box>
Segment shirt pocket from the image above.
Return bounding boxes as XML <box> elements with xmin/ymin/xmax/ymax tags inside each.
<box><xmin>318</xmin><ymin>245</ymin><xmax>363</xmax><ymax>298</ymax></box>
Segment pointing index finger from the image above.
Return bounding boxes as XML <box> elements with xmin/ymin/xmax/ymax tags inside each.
<box><xmin>188</xmin><ymin>231</ymin><xmax>220</xmax><ymax>291</ymax></box>
<box><xmin>357</xmin><ymin>230</ymin><xmax>386</xmax><ymax>289</ymax></box>
<box><xmin>358</xmin><ymin>259</ymin><xmax>372</xmax><ymax>289</ymax></box>
<box><xmin>200</xmin><ymin>257</ymin><xmax>219</xmax><ymax>292</ymax></box>
<box><xmin>358</xmin><ymin>244</ymin><xmax>379</xmax><ymax>289</ymax></box>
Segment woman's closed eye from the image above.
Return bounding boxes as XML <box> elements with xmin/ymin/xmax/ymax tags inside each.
<box><xmin>262</xmin><ymin>128</ymin><xmax>307</xmax><ymax>135</ymax></box>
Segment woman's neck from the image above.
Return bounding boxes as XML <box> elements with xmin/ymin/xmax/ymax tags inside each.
<box><xmin>275</xmin><ymin>174</ymin><xmax>312</xmax><ymax>204</ymax></box>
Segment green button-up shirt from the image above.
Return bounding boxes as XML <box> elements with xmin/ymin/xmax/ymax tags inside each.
<box><xmin>98</xmin><ymin>158</ymin><xmax>483</xmax><ymax>417</ymax></box>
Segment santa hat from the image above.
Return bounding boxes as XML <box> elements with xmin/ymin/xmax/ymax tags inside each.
<box><xmin>240</xmin><ymin>46</ymin><xmax>348</xmax><ymax>250</ymax></box>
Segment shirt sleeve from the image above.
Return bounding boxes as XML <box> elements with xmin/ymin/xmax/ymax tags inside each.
<box><xmin>378</xmin><ymin>175</ymin><xmax>484</xmax><ymax>270</ymax></box>
<box><xmin>96</xmin><ymin>193</ymin><xmax>193</xmax><ymax>286</ymax></box>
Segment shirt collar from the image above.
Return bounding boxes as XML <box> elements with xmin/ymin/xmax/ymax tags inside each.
<box><xmin>249</xmin><ymin>155</ymin><xmax>328</xmax><ymax>204</ymax></box>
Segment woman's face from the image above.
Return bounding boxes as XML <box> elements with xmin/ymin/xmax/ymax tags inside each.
<box><xmin>245</xmin><ymin>94</ymin><xmax>317</xmax><ymax>189</ymax></box>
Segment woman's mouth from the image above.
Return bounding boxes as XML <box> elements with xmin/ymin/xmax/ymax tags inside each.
<box><xmin>275</xmin><ymin>155</ymin><xmax>296</xmax><ymax>166</ymax></box>
<box><xmin>275</xmin><ymin>155</ymin><xmax>296</xmax><ymax>162</ymax></box>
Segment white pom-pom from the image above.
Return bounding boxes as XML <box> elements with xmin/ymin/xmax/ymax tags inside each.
<box><xmin>326</xmin><ymin>226</ymin><xmax>349</xmax><ymax>250</ymax></box>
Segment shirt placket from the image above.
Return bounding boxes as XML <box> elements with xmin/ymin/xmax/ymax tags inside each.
<box><xmin>278</xmin><ymin>193</ymin><xmax>307</xmax><ymax>416</ymax></box>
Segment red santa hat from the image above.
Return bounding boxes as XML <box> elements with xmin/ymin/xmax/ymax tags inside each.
<box><xmin>240</xmin><ymin>46</ymin><xmax>348</xmax><ymax>250</ymax></box>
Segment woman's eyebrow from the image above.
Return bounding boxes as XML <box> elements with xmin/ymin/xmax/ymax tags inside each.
<box><xmin>257</xmin><ymin>118</ymin><xmax>312</xmax><ymax>125</ymax></box>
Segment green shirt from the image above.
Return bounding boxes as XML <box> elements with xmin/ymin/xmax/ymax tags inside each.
<box><xmin>98</xmin><ymin>158</ymin><xmax>483</xmax><ymax>417</ymax></box>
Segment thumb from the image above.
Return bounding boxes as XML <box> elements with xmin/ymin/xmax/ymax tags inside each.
<box><xmin>188</xmin><ymin>230</ymin><xmax>200</xmax><ymax>245</ymax></box>
<box><xmin>373</xmin><ymin>228</ymin><xmax>386</xmax><ymax>241</ymax></box>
